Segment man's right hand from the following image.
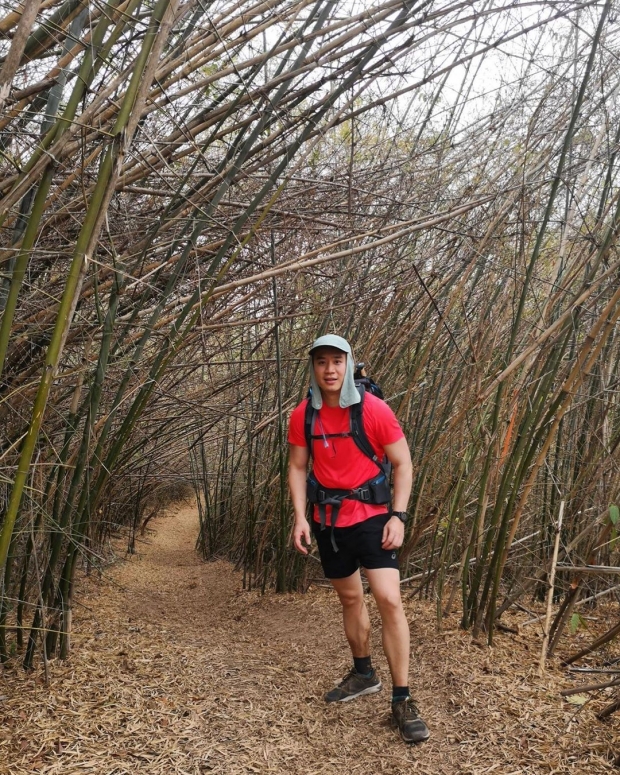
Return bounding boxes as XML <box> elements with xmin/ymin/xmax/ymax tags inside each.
<box><xmin>293</xmin><ymin>517</ymin><xmax>311</xmax><ymax>554</ymax></box>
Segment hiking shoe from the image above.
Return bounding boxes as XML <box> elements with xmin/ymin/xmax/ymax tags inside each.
<box><xmin>391</xmin><ymin>696</ymin><xmax>430</xmax><ymax>744</ymax></box>
<box><xmin>324</xmin><ymin>668</ymin><xmax>382</xmax><ymax>703</ymax></box>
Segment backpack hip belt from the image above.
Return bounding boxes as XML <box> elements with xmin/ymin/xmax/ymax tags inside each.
<box><xmin>306</xmin><ymin>470</ymin><xmax>391</xmax><ymax>552</ymax></box>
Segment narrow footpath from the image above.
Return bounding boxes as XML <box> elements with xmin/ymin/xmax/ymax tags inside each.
<box><xmin>2</xmin><ymin>505</ymin><xmax>618</xmax><ymax>774</ymax></box>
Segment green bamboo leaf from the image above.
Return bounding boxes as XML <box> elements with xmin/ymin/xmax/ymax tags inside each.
<box><xmin>609</xmin><ymin>504</ymin><xmax>619</xmax><ymax>526</ymax></box>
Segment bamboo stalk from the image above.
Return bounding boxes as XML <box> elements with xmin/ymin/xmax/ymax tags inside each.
<box><xmin>540</xmin><ymin>500</ymin><xmax>565</xmax><ymax>675</ymax></box>
<box><xmin>0</xmin><ymin>0</ymin><xmax>43</xmax><ymax>111</ymax></box>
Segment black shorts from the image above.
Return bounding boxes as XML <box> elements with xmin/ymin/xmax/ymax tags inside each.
<box><xmin>312</xmin><ymin>514</ymin><xmax>399</xmax><ymax>579</ymax></box>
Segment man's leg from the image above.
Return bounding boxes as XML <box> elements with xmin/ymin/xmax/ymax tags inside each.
<box><xmin>363</xmin><ymin>567</ymin><xmax>409</xmax><ymax>686</ymax></box>
<box><xmin>365</xmin><ymin>566</ymin><xmax>429</xmax><ymax>743</ymax></box>
<box><xmin>330</xmin><ymin>570</ymin><xmax>371</xmax><ymax>658</ymax></box>
<box><xmin>323</xmin><ymin>570</ymin><xmax>382</xmax><ymax>702</ymax></box>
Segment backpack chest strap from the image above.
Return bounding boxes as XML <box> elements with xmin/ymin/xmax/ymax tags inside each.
<box><xmin>309</xmin><ymin>432</ymin><xmax>352</xmax><ymax>440</ymax></box>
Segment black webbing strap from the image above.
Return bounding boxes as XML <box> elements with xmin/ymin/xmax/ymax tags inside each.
<box><xmin>303</xmin><ymin>397</ymin><xmax>315</xmax><ymax>452</ymax></box>
<box><xmin>314</xmin><ymin>483</ymin><xmax>376</xmax><ymax>552</ymax></box>
<box><xmin>349</xmin><ymin>386</ymin><xmax>391</xmax><ymax>479</ymax></box>
<box><xmin>318</xmin><ymin>499</ymin><xmax>342</xmax><ymax>552</ymax></box>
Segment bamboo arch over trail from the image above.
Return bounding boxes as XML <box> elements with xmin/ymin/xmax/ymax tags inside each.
<box><xmin>2</xmin><ymin>0</ymin><xmax>620</xmax><ymax>673</ymax></box>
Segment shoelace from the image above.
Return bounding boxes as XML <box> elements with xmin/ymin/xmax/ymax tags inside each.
<box><xmin>339</xmin><ymin>668</ymin><xmax>359</xmax><ymax>684</ymax></box>
<box><xmin>396</xmin><ymin>697</ymin><xmax>420</xmax><ymax>719</ymax></box>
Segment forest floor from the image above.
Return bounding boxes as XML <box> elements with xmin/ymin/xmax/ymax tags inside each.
<box><xmin>2</xmin><ymin>504</ymin><xmax>620</xmax><ymax>775</ymax></box>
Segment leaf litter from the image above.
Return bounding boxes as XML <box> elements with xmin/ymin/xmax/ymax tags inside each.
<box><xmin>1</xmin><ymin>505</ymin><xmax>619</xmax><ymax>774</ymax></box>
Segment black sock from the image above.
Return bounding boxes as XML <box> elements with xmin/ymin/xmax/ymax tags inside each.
<box><xmin>392</xmin><ymin>685</ymin><xmax>410</xmax><ymax>702</ymax></box>
<box><xmin>353</xmin><ymin>656</ymin><xmax>372</xmax><ymax>675</ymax></box>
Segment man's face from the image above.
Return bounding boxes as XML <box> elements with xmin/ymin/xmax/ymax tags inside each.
<box><xmin>312</xmin><ymin>347</ymin><xmax>346</xmax><ymax>397</ymax></box>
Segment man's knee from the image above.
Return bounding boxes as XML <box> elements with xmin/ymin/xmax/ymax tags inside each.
<box><xmin>373</xmin><ymin>588</ymin><xmax>404</xmax><ymax>619</ymax></box>
<box><xmin>336</xmin><ymin>586</ymin><xmax>364</xmax><ymax>609</ymax></box>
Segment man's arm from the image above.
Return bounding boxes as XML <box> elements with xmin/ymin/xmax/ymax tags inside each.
<box><xmin>381</xmin><ymin>436</ymin><xmax>413</xmax><ymax>551</ymax></box>
<box><xmin>288</xmin><ymin>444</ymin><xmax>311</xmax><ymax>554</ymax></box>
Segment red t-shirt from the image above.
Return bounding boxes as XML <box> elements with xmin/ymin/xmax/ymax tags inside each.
<box><xmin>288</xmin><ymin>393</ymin><xmax>405</xmax><ymax>527</ymax></box>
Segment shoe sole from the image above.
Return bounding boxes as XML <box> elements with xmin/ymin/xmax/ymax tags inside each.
<box><xmin>391</xmin><ymin>717</ymin><xmax>430</xmax><ymax>744</ymax></box>
<box><xmin>327</xmin><ymin>682</ymin><xmax>382</xmax><ymax>703</ymax></box>
<box><xmin>400</xmin><ymin>730</ymin><xmax>431</xmax><ymax>744</ymax></box>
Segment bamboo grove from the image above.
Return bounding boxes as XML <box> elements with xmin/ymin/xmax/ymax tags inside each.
<box><xmin>1</xmin><ymin>0</ymin><xmax>620</xmax><ymax>669</ymax></box>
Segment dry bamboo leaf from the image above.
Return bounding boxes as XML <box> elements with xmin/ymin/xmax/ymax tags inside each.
<box><xmin>565</xmin><ymin>694</ymin><xmax>590</xmax><ymax>706</ymax></box>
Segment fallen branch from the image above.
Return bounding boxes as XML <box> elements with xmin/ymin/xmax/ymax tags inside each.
<box><xmin>554</xmin><ymin>565</ymin><xmax>620</xmax><ymax>575</ymax></box>
<box><xmin>560</xmin><ymin>676</ymin><xmax>620</xmax><ymax>696</ymax></box>
<box><xmin>563</xmin><ymin>620</ymin><xmax>620</xmax><ymax>666</ymax></box>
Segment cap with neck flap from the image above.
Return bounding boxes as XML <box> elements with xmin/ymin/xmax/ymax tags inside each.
<box><xmin>308</xmin><ymin>334</ymin><xmax>360</xmax><ymax>410</ymax></box>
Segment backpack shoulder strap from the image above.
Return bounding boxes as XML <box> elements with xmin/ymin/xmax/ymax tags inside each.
<box><xmin>349</xmin><ymin>388</ymin><xmax>391</xmax><ymax>477</ymax></box>
<box><xmin>304</xmin><ymin>398</ymin><xmax>315</xmax><ymax>454</ymax></box>
<box><xmin>349</xmin><ymin>386</ymin><xmax>377</xmax><ymax>463</ymax></box>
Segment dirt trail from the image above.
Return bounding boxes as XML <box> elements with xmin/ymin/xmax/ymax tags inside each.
<box><xmin>2</xmin><ymin>505</ymin><xmax>619</xmax><ymax>774</ymax></box>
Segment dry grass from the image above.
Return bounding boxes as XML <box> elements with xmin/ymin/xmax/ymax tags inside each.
<box><xmin>1</xmin><ymin>505</ymin><xmax>619</xmax><ymax>774</ymax></box>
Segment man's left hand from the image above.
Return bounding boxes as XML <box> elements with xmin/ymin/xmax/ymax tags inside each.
<box><xmin>381</xmin><ymin>516</ymin><xmax>405</xmax><ymax>550</ymax></box>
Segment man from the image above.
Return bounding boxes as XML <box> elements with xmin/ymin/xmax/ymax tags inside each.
<box><xmin>288</xmin><ymin>334</ymin><xmax>429</xmax><ymax>744</ymax></box>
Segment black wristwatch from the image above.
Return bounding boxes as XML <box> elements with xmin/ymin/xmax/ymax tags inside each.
<box><xmin>391</xmin><ymin>510</ymin><xmax>408</xmax><ymax>524</ymax></box>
